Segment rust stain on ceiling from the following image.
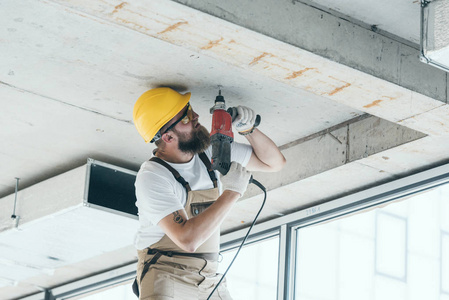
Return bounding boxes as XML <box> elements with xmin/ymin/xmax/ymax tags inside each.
<box><xmin>249</xmin><ymin>52</ymin><xmax>273</xmax><ymax>66</ymax></box>
<box><xmin>158</xmin><ymin>21</ymin><xmax>188</xmax><ymax>34</ymax></box>
<box><xmin>201</xmin><ymin>37</ymin><xmax>224</xmax><ymax>50</ymax></box>
<box><xmin>363</xmin><ymin>96</ymin><xmax>396</xmax><ymax>108</ymax></box>
<box><xmin>112</xmin><ymin>2</ymin><xmax>128</xmax><ymax>14</ymax></box>
<box><xmin>328</xmin><ymin>82</ymin><xmax>351</xmax><ymax>96</ymax></box>
<box><xmin>364</xmin><ymin>99</ymin><xmax>383</xmax><ymax>108</ymax></box>
<box><xmin>285</xmin><ymin>68</ymin><xmax>316</xmax><ymax>79</ymax></box>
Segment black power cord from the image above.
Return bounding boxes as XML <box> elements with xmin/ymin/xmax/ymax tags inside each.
<box><xmin>207</xmin><ymin>178</ymin><xmax>267</xmax><ymax>300</ymax></box>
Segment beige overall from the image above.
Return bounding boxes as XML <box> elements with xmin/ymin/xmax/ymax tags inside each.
<box><xmin>135</xmin><ymin>154</ymin><xmax>233</xmax><ymax>300</ymax></box>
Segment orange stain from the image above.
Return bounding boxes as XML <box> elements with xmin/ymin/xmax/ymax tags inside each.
<box><xmin>158</xmin><ymin>21</ymin><xmax>188</xmax><ymax>34</ymax></box>
<box><xmin>328</xmin><ymin>82</ymin><xmax>351</xmax><ymax>96</ymax></box>
<box><xmin>285</xmin><ymin>68</ymin><xmax>315</xmax><ymax>79</ymax></box>
<box><xmin>112</xmin><ymin>2</ymin><xmax>127</xmax><ymax>14</ymax></box>
<box><xmin>201</xmin><ymin>37</ymin><xmax>224</xmax><ymax>50</ymax></box>
<box><xmin>383</xmin><ymin>96</ymin><xmax>396</xmax><ymax>100</ymax></box>
<box><xmin>363</xmin><ymin>100</ymin><xmax>383</xmax><ymax>108</ymax></box>
<box><xmin>249</xmin><ymin>52</ymin><xmax>272</xmax><ymax>66</ymax></box>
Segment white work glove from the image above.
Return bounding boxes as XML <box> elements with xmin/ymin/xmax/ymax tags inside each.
<box><xmin>232</xmin><ymin>106</ymin><xmax>257</xmax><ymax>134</ymax></box>
<box><xmin>220</xmin><ymin>162</ymin><xmax>252</xmax><ymax>197</ymax></box>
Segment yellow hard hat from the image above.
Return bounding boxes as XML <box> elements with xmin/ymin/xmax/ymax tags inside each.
<box><xmin>133</xmin><ymin>87</ymin><xmax>191</xmax><ymax>143</ymax></box>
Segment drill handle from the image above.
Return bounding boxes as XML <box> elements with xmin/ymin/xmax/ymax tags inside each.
<box><xmin>227</xmin><ymin>107</ymin><xmax>261</xmax><ymax>129</ymax></box>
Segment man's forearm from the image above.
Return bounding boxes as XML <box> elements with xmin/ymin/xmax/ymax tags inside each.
<box><xmin>245</xmin><ymin>129</ymin><xmax>286</xmax><ymax>172</ymax></box>
<box><xmin>171</xmin><ymin>190</ymin><xmax>240</xmax><ymax>252</ymax></box>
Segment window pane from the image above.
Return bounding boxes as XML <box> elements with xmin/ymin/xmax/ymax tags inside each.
<box><xmin>375</xmin><ymin>212</ymin><xmax>407</xmax><ymax>280</ymax></box>
<box><xmin>74</xmin><ymin>281</ymin><xmax>136</xmax><ymax>300</ymax></box>
<box><xmin>295</xmin><ymin>183</ymin><xmax>449</xmax><ymax>300</ymax></box>
<box><xmin>218</xmin><ymin>236</ymin><xmax>279</xmax><ymax>300</ymax></box>
<box><xmin>442</xmin><ymin>233</ymin><xmax>449</xmax><ymax>294</ymax></box>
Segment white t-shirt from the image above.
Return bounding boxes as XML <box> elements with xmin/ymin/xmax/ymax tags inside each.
<box><xmin>134</xmin><ymin>142</ymin><xmax>252</xmax><ymax>250</ymax></box>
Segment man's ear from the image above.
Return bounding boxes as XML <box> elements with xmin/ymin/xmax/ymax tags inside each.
<box><xmin>161</xmin><ymin>132</ymin><xmax>175</xmax><ymax>143</ymax></box>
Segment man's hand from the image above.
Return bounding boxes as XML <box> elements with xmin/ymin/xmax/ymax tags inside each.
<box><xmin>220</xmin><ymin>162</ymin><xmax>252</xmax><ymax>197</ymax></box>
<box><xmin>232</xmin><ymin>106</ymin><xmax>257</xmax><ymax>134</ymax></box>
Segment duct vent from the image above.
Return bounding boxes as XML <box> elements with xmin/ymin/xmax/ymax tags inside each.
<box><xmin>85</xmin><ymin>159</ymin><xmax>138</xmax><ymax>218</ymax></box>
<box><xmin>420</xmin><ymin>0</ymin><xmax>449</xmax><ymax>72</ymax></box>
<box><xmin>0</xmin><ymin>159</ymin><xmax>139</xmax><ymax>287</ymax></box>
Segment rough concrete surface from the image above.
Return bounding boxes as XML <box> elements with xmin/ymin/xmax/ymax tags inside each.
<box><xmin>173</xmin><ymin>0</ymin><xmax>448</xmax><ymax>102</ymax></box>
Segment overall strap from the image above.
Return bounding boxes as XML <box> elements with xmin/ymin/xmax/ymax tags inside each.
<box><xmin>198</xmin><ymin>152</ymin><xmax>218</xmax><ymax>188</ymax></box>
<box><xmin>149</xmin><ymin>157</ymin><xmax>191</xmax><ymax>192</ymax></box>
<box><xmin>149</xmin><ymin>153</ymin><xmax>217</xmax><ymax>192</ymax></box>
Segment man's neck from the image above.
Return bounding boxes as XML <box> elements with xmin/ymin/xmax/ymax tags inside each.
<box><xmin>155</xmin><ymin>148</ymin><xmax>194</xmax><ymax>164</ymax></box>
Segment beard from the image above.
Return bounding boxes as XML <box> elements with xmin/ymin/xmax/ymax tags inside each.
<box><xmin>173</xmin><ymin>124</ymin><xmax>210</xmax><ymax>155</ymax></box>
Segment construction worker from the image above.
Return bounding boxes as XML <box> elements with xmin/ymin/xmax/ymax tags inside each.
<box><xmin>132</xmin><ymin>87</ymin><xmax>286</xmax><ymax>299</ymax></box>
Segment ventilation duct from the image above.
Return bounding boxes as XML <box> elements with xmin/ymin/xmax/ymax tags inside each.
<box><xmin>0</xmin><ymin>159</ymin><xmax>138</xmax><ymax>288</ymax></box>
<box><xmin>420</xmin><ymin>0</ymin><xmax>449</xmax><ymax>72</ymax></box>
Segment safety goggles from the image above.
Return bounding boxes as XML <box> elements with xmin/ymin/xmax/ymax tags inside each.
<box><xmin>151</xmin><ymin>103</ymin><xmax>194</xmax><ymax>143</ymax></box>
<box><xmin>164</xmin><ymin>102</ymin><xmax>194</xmax><ymax>132</ymax></box>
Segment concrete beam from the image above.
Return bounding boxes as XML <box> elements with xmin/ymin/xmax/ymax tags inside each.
<box><xmin>47</xmin><ymin>0</ymin><xmax>449</xmax><ymax>138</ymax></box>
<box><xmin>174</xmin><ymin>0</ymin><xmax>448</xmax><ymax>103</ymax></box>
<box><xmin>242</xmin><ymin>115</ymin><xmax>426</xmax><ymax>200</ymax></box>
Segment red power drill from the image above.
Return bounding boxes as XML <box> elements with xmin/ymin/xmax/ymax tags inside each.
<box><xmin>210</xmin><ymin>90</ymin><xmax>260</xmax><ymax>175</ymax></box>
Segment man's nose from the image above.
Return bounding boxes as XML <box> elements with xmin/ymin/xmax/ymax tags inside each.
<box><xmin>192</xmin><ymin>110</ymin><xmax>199</xmax><ymax>120</ymax></box>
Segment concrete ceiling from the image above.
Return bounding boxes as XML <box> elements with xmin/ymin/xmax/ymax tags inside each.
<box><xmin>305</xmin><ymin>0</ymin><xmax>421</xmax><ymax>44</ymax></box>
<box><xmin>1</xmin><ymin>0</ymin><xmax>448</xmax><ymax>298</ymax></box>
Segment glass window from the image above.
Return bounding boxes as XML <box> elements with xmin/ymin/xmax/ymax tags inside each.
<box><xmin>74</xmin><ymin>281</ymin><xmax>135</xmax><ymax>300</ymax></box>
<box><xmin>442</xmin><ymin>232</ymin><xmax>449</xmax><ymax>294</ymax></box>
<box><xmin>218</xmin><ymin>236</ymin><xmax>279</xmax><ymax>300</ymax></box>
<box><xmin>375</xmin><ymin>212</ymin><xmax>407</xmax><ymax>280</ymax></box>
<box><xmin>295</xmin><ymin>183</ymin><xmax>449</xmax><ymax>300</ymax></box>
